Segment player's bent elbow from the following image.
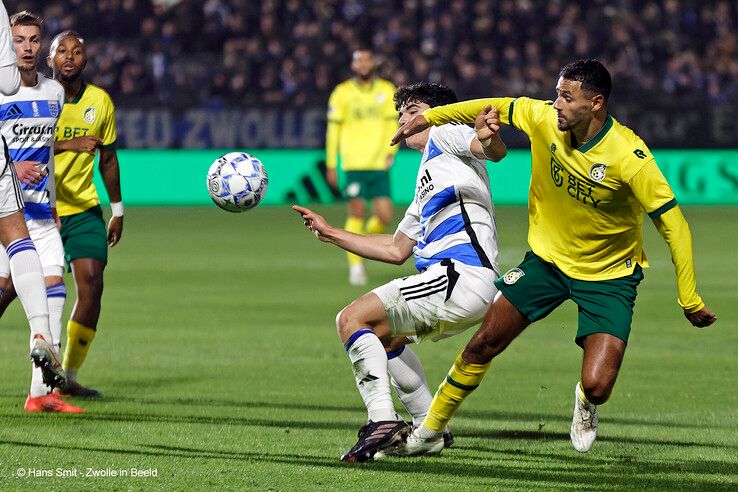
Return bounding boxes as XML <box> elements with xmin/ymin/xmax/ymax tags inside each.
<box><xmin>387</xmin><ymin>248</ymin><xmax>410</xmax><ymax>265</ymax></box>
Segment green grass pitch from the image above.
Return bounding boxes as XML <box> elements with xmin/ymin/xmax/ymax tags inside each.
<box><xmin>0</xmin><ymin>205</ymin><xmax>735</xmax><ymax>490</ymax></box>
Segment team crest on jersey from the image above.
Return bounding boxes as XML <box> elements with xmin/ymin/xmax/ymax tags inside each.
<box><xmin>376</xmin><ymin>94</ymin><xmax>385</xmax><ymax>104</ymax></box>
<box><xmin>83</xmin><ymin>107</ymin><xmax>96</xmax><ymax>123</ymax></box>
<box><xmin>589</xmin><ymin>163</ymin><xmax>607</xmax><ymax>182</ymax></box>
<box><xmin>503</xmin><ymin>268</ymin><xmax>525</xmax><ymax>285</ymax></box>
<box><xmin>48</xmin><ymin>101</ymin><xmax>60</xmax><ymax>118</ymax></box>
<box><xmin>32</xmin><ymin>101</ymin><xmax>40</xmax><ymax>117</ymax></box>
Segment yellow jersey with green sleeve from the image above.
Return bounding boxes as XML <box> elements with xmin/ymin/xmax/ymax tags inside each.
<box><xmin>423</xmin><ymin>97</ymin><xmax>704</xmax><ymax>312</ymax></box>
<box><xmin>54</xmin><ymin>82</ymin><xmax>116</xmax><ymax>217</ymax></box>
<box><xmin>326</xmin><ymin>78</ymin><xmax>398</xmax><ymax>171</ymax></box>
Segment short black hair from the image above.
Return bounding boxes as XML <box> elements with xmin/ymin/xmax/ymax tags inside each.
<box><xmin>49</xmin><ymin>30</ymin><xmax>85</xmax><ymax>57</ymax></box>
<box><xmin>559</xmin><ymin>59</ymin><xmax>612</xmax><ymax>102</ymax></box>
<box><xmin>394</xmin><ymin>82</ymin><xmax>458</xmax><ymax>111</ymax></box>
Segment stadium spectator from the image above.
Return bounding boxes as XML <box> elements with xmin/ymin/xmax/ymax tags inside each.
<box><xmin>14</xmin><ymin>1</ymin><xmax>738</xmax><ymax>107</ymax></box>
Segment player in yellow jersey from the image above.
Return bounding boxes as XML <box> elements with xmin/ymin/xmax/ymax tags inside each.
<box><xmin>387</xmin><ymin>59</ymin><xmax>716</xmax><ymax>456</ymax></box>
<box><xmin>326</xmin><ymin>48</ymin><xmax>398</xmax><ymax>285</ymax></box>
<box><xmin>47</xmin><ymin>31</ymin><xmax>123</xmax><ymax>397</ymax></box>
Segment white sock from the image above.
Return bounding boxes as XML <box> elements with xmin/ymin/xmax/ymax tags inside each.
<box><xmin>387</xmin><ymin>345</ymin><xmax>433</xmax><ymax>426</ymax></box>
<box><xmin>345</xmin><ymin>329</ymin><xmax>397</xmax><ymax>422</ymax></box>
<box><xmin>29</xmin><ymin>335</ymin><xmax>49</xmax><ymax>397</ymax></box>
<box><xmin>46</xmin><ymin>282</ymin><xmax>66</xmax><ymax>355</ymax></box>
<box><xmin>8</xmin><ymin>239</ymin><xmax>51</xmax><ymax>342</ymax></box>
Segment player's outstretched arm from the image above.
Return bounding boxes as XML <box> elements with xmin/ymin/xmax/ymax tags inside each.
<box><xmin>391</xmin><ymin>114</ymin><xmax>429</xmax><ymax>146</ymax></box>
<box><xmin>292</xmin><ymin>205</ymin><xmax>415</xmax><ymax>264</ymax></box>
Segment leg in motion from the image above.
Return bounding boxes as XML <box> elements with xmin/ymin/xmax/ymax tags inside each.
<box><xmin>570</xmin><ymin>333</ymin><xmax>626</xmax><ymax>452</ymax></box>
<box><xmin>337</xmin><ymin>293</ymin><xmax>410</xmax><ymax>462</ymax></box>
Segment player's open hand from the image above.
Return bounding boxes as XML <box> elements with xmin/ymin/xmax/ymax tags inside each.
<box><xmin>391</xmin><ymin>114</ymin><xmax>429</xmax><ymax>145</ymax></box>
<box><xmin>292</xmin><ymin>205</ymin><xmax>332</xmax><ymax>242</ymax></box>
<box><xmin>14</xmin><ymin>161</ymin><xmax>46</xmax><ymax>186</ymax></box>
<box><xmin>107</xmin><ymin>216</ymin><xmax>123</xmax><ymax>246</ymax></box>
<box><xmin>475</xmin><ymin>105</ymin><xmax>501</xmax><ymax>142</ymax></box>
<box><xmin>61</xmin><ymin>136</ymin><xmax>103</xmax><ymax>154</ymax></box>
<box><xmin>684</xmin><ymin>306</ymin><xmax>717</xmax><ymax>328</ymax></box>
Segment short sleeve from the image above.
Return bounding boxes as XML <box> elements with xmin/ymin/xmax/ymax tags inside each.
<box><xmin>100</xmin><ymin>94</ymin><xmax>117</xmax><ymax>149</ymax></box>
<box><xmin>396</xmin><ymin>201</ymin><xmax>421</xmax><ymax>241</ymax></box>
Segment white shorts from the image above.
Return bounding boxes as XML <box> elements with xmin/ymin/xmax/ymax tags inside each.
<box><xmin>0</xmin><ymin>218</ymin><xmax>65</xmax><ymax>278</ymax></box>
<box><xmin>372</xmin><ymin>260</ymin><xmax>498</xmax><ymax>342</ymax></box>
<box><xmin>0</xmin><ymin>160</ymin><xmax>24</xmax><ymax>218</ymax></box>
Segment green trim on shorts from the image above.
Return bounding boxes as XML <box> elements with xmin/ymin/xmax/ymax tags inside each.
<box><xmin>495</xmin><ymin>251</ymin><xmax>644</xmax><ymax>346</ymax></box>
<box><xmin>343</xmin><ymin>170</ymin><xmax>391</xmax><ymax>200</ymax></box>
<box><xmin>59</xmin><ymin>205</ymin><xmax>108</xmax><ymax>269</ymax></box>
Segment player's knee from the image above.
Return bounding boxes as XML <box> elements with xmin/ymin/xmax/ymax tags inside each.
<box><xmin>335</xmin><ymin>306</ymin><xmax>354</xmax><ymax>340</ymax></box>
<box><xmin>77</xmin><ymin>274</ymin><xmax>103</xmax><ymax>300</ymax></box>
<box><xmin>335</xmin><ymin>304</ymin><xmax>372</xmax><ymax>342</ymax></box>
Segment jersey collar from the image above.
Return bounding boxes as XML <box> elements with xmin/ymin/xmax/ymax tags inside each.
<box><xmin>67</xmin><ymin>82</ymin><xmax>87</xmax><ymax>104</ymax></box>
<box><xmin>352</xmin><ymin>78</ymin><xmax>376</xmax><ymax>92</ymax></box>
<box><xmin>570</xmin><ymin>114</ymin><xmax>613</xmax><ymax>153</ymax></box>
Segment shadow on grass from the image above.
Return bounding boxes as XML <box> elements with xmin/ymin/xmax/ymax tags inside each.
<box><xmin>1</xmin><ymin>409</ymin><xmax>736</xmax><ymax>454</ymax></box>
<box><xmin>1</xmin><ymin>439</ymin><xmax>736</xmax><ymax>490</ymax></box>
<box><xmin>30</xmin><ymin>394</ymin><xmax>729</xmax><ymax>432</ymax></box>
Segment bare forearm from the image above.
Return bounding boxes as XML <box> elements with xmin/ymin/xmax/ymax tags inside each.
<box><xmin>99</xmin><ymin>151</ymin><xmax>122</xmax><ymax>202</ymax></box>
<box><xmin>324</xmin><ymin>228</ymin><xmax>408</xmax><ymax>264</ymax></box>
<box><xmin>483</xmin><ymin>135</ymin><xmax>506</xmax><ymax>161</ymax></box>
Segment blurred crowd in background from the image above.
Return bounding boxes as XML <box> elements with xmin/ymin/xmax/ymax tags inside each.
<box><xmin>16</xmin><ymin>0</ymin><xmax>738</xmax><ymax>107</ymax></box>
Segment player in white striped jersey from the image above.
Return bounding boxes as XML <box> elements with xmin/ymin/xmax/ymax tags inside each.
<box><xmin>294</xmin><ymin>82</ymin><xmax>507</xmax><ymax>461</ymax></box>
<box><xmin>0</xmin><ymin>11</ymin><xmax>81</xmax><ymax>413</ymax></box>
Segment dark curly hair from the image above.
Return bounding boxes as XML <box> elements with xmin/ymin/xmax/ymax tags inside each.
<box><xmin>394</xmin><ymin>82</ymin><xmax>458</xmax><ymax>111</ymax></box>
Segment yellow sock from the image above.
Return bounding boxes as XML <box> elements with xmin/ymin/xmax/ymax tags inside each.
<box><xmin>63</xmin><ymin>320</ymin><xmax>96</xmax><ymax>372</ymax></box>
<box><xmin>365</xmin><ymin>215</ymin><xmax>386</xmax><ymax>235</ymax></box>
<box><xmin>577</xmin><ymin>381</ymin><xmax>591</xmax><ymax>405</ymax></box>
<box><xmin>424</xmin><ymin>354</ymin><xmax>492</xmax><ymax>432</ymax></box>
<box><xmin>345</xmin><ymin>216</ymin><xmax>365</xmax><ymax>267</ymax></box>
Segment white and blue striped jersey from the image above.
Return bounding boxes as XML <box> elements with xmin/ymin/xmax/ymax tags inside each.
<box><xmin>0</xmin><ymin>74</ymin><xmax>64</xmax><ymax>220</ymax></box>
<box><xmin>397</xmin><ymin>124</ymin><xmax>499</xmax><ymax>273</ymax></box>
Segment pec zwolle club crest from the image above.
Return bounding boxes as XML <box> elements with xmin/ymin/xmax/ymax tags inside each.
<box><xmin>503</xmin><ymin>268</ymin><xmax>525</xmax><ymax>285</ymax></box>
<box><xmin>48</xmin><ymin>101</ymin><xmax>59</xmax><ymax>118</ymax></box>
<box><xmin>83</xmin><ymin>107</ymin><xmax>96</xmax><ymax>123</ymax></box>
<box><xmin>589</xmin><ymin>163</ymin><xmax>607</xmax><ymax>182</ymax></box>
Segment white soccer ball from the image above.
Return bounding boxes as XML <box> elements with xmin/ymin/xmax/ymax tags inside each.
<box><xmin>206</xmin><ymin>152</ymin><xmax>268</xmax><ymax>212</ymax></box>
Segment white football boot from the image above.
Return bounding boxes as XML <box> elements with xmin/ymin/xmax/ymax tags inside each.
<box><xmin>570</xmin><ymin>382</ymin><xmax>598</xmax><ymax>452</ymax></box>
<box><xmin>375</xmin><ymin>427</ymin><xmax>444</xmax><ymax>458</ymax></box>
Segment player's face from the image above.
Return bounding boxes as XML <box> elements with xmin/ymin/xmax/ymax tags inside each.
<box><xmin>399</xmin><ymin>100</ymin><xmax>431</xmax><ymax>151</ymax></box>
<box><xmin>12</xmin><ymin>24</ymin><xmax>42</xmax><ymax>72</ymax></box>
<box><xmin>351</xmin><ymin>51</ymin><xmax>375</xmax><ymax>80</ymax></box>
<box><xmin>553</xmin><ymin>78</ymin><xmax>595</xmax><ymax>132</ymax></box>
<box><xmin>48</xmin><ymin>35</ymin><xmax>86</xmax><ymax>83</ymax></box>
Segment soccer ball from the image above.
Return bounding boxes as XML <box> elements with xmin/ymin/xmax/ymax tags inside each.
<box><xmin>206</xmin><ymin>152</ymin><xmax>268</xmax><ymax>212</ymax></box>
